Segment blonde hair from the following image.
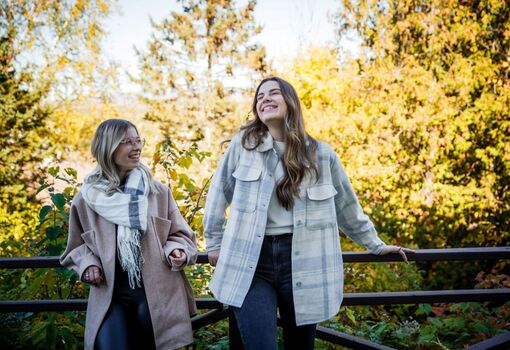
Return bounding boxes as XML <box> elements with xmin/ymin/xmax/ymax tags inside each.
<box><xmin>86</xmin><ymin>119</ymin><xmax>158</xmax><ymax>194</ymax></box>
<box><xmin>242</xmin><ymin>77</ymin><xmax>319</xmax><ymax>209</ymax></box>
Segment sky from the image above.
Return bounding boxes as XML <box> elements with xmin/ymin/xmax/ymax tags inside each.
<box><xmin>102</xmin><ymin>0</ymin><xmax>341</xmax><ymax>91</ymax></box>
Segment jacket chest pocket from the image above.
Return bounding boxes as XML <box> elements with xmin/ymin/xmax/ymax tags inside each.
<box><xmin>306</xmin><ymin>184</ymin><xmax>337</xmax><ymax>230</ymax></box>
<box><xmin>231</xmin><ymin>165</ymin><xmax>262</xmax><ymax>213</ymax></box>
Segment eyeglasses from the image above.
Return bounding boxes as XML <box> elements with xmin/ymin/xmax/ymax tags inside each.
<box><xmin>119</xmin><ymin>138</ymin><xmax>146</xmax><ymax>148</ymax></box>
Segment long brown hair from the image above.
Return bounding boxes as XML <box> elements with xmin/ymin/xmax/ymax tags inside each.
<box><xmin>241</xmin><ymin>77</ymin><xmax>319</xmax><ymax>209</ymax></box>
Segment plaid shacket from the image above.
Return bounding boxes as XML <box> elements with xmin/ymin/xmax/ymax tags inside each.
<box><xmin>204</xmin><ymin>132</ymin><xmax>386</xmax><ymax>326</ymax></box>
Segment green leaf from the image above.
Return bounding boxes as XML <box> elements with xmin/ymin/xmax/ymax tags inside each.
<box><xmin>417</xmin><ymin>325</ymin><xmax>437</xmax><ymax>345</ymax></box>
<box><xmin>178</xmin><ymin>155</ymin><xmax>193</xmax><ymax>169</ymax></box>
<box><xmin>49</xmin><ymin>167</ymin><xmax>59</xmax><ymax>177</ymax></box>
<box><xmin>346</xmin><ymin>308</ymin><xmax>356</xmax><ymax>324</ymax></box>
<box><xmin>39</xmin><ymin>206</ymin><xmax>53</xmax><ymax>223</ymax></box>
<box><xmin>46</xmin><ymin>314</ymin><xmax>57</xmax><ymax>348</ymax></box>
<box><xmin>46</xmin><ymin>227</ymin><xmax>60</xmax><ymax>240</ymax></box>
<box><xmin>36</xmin><ymin>183</ymin><xmax>50</xmax><ymax>195</ymax></box>
<box><xmin>474</xmin><ymin>322</ymin><xmax>491</xmax><ymax>335</ymax></box>
<box><xmin>417</xmin><ymin>304</ymin><xmax>432</xmax><ymax>316</ymax></box>
<box><xmin>64</xmin><ymin>167</ymin><xmax>77</xmax><ymax>178</ymax></box>
<box><xmin>51</xmin><ymin>193</ymin><xmax>65</xmax><ymax>209</ymax></box>
<box><xmin>63</xmin><ymin>187</ymin><xmax>75</xmax><ymax>196</ymax></box>
<box><xmin>58</xmin><ymin>209</ymin><xmax>70</xmax><ymax>223</ymax></box>
<box><xmin>29</xmin><ymin>320</ymin><xmax>47</xmax><ymax>345</ymax></box>
<box><xmin>60</xmin><ymin>326</ymin><xmax>76</xmax><ymax>350</ymax></box>
<box><xmin>48</xmin><ymin>243</ymin><xmax>62</xmax><ymax>256</ymax></box>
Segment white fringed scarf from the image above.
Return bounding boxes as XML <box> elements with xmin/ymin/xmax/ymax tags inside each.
<box><xmin>81</xmin><ymin>168</ymin><xmax>149</xmax><ymax>289</ymax></box>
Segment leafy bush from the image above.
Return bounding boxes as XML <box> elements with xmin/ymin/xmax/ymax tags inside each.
<box><xmin>319</xmin><ymin>302</ymin><xmax>510</xmax><ymax>349</ymax></box>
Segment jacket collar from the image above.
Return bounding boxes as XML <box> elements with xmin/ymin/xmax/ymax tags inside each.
<box><xmin>255</xmin><ymin>132</ymin><xmax>274</xmax><ymax>152</ymax></box>
<box><xmin>251</xmin><ymin>131</ymin><xmax>311</xmax><ymax>152</ymax></box>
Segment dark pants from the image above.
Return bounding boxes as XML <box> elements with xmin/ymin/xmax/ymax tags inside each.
<box><xmin>233</xmin><ymin>234</ymin><xmax>317</xmax><ymax>350</ymax></box>
<box><xmin>95</xmin><ymin>257</ymin><xmax>156</xmax><ymax>350</ymax></box>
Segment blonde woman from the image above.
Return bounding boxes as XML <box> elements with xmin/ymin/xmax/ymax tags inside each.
<box><xmin>61</xmin><ymin>119</ymin><xmax>197</xmax><ymax>350</ymax></box>
<box><xmin>204</xmin><ymin>77</ymin><xmax>413</xmax><ymax>349</ymax></box>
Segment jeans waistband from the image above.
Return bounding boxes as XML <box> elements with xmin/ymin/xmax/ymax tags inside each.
<box><xmin>264</xmin><ymin>233</ymin><xmax>292</xmax><ymax>241</ymax></box>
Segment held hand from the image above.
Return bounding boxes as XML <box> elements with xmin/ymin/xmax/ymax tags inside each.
<box><xmin>380</xmin><ymin>245</ymin><xmax>415</xmax><ymax>263</ymax></box>
<box><xmin>82</xmin><ymin>265</ymin><xmax>103</xmax><ymax>285</ymax></box>
<box><xmin>169</xmin><ymin>249</ymin><xmax>187</xmax><ymax>268</ymax></box>
<box><xmin>208</xmin><ymin>250</ymin><xmax>220</xmax><ymax>266</ymax></box>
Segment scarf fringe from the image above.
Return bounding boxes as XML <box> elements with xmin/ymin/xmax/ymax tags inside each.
<box><xmin>117</xmin><ymin>227</ymin><xmax>144</xmax><ymax>289</ymax></box>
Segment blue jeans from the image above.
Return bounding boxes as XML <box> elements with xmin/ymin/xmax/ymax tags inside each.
<box><xmin>232</xmin><ymin>234</ymin><xmax>317</xmax><ymax>350</ymax></box>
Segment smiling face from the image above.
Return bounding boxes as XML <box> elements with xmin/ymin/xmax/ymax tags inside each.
<box><xmin>113</xmin><ymin>126</ymin><xmax>141</xmax><ymax>179</ymax></box>
<box><xmin>256</xmin><ymin>80</ymin><xmax>288</xmax><ymax>127</ymax></box>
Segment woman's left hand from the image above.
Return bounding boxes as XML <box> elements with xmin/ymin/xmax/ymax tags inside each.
<box><xmin>380</xmin><ymin>245</ymin><xmax>415</xmax><ymax>262</ymax></box>
<box><xmin>169</xmin><ymin>249</ymin><xmax>187</xmax><ymax>268</ymax></box>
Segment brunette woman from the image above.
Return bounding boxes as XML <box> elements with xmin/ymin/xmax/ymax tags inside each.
<box><xmin>204</xmin><ymin>77</ymin><xmax>413</xmax><ymax>349</ymax></box>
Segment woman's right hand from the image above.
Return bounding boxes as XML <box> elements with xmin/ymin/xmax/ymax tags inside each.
<box><xmin>208</xmin><ymin>250</ymin><xmax>220</xmax><ymax>266</ymax></box>
<box><xmin>82</xmin><ymin>265</ymin><xmax>103</xmax><ymax>285</ymax></box>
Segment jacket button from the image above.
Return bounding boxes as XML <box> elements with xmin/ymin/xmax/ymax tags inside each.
<box><xmin>295</xmin><ymin>251</ymin><xmax>300</xmax><ymax>256</ymax></box>
<box><xmin>296</xmin><ymin>282</ymin><xmax>302</xmax><ymax>287</ymax></box>
<box><xmin>297</xmin><ymin>220</ymin><xmax>303</xmax><ymax>225</ymax></box>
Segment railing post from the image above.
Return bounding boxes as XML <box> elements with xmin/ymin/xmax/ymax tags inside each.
<box><xmin>228</xmin><ymin>306</ymin><xmax>244</xmax><ymax>349</ymax></box>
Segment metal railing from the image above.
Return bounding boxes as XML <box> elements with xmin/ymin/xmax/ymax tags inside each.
<box><xmin>1</xmin><ymin>247</ymin><xmax>509</xmax><ymax>349</ymax></box>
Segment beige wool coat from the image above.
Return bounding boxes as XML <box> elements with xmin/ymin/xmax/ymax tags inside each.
<box><xmin>60</xmin><ymin>181</ymin><xmax>197</xmax><ymax>350</ymax></box>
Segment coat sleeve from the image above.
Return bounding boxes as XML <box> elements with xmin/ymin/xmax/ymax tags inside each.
<box><xmin>162</xmin><ymin>187</ymin><xmax>198</xmax><ymax>271</ymax></box>
<box><xmin>60</xmin><ymin>197</ymin><xmax>103</xmax><ymax>281</ymax></box>
<box><xmin>203</xmin><ymin>135</ymin><xmax>240</xmax><ymax>252</ymax></box>
<box><xmin>329</xmin><ymin>148</ymin><xmax>386</xmax><ymax>254</ymax></box>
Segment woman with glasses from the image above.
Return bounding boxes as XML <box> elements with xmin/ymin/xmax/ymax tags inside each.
<box><xmin>204</xmin><ymin>77</ymin><xmax>413</xmax><ymax>349</ymax></box>
<box><xmin>61</xmin><ymin>119</ymin><xmax>197</xmax><ymax>350</ymax></box>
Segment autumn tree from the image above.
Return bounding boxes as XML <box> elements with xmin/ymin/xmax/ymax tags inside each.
<box><xmin>281</xmin><ymin>3</ymin><xmax>510</xmax><ymax>346</ymax></box>
<box><xmin>326</xmin><ymin>0</ymin><xmax>510</xmax><ymax>249</ymax></box>
<box><xmin>0</xmin><ymin>0</ymin><xmax>115</xmax><ymax>253</ymax></box>
<box><xmin>281</xmin><ymin>2</ymin><xmax>509</xmax><ymax>306</ymax></box>
<box><xmin>135</xmin><ymin>0</ymin><xmax>269</xmax><ymax>153</ymax></box>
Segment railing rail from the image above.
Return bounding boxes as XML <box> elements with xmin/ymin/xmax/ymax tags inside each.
<box><xmin>1</xmin><ymin>247</ymin><xmax>509</xmax><ymax>350</ymax></box>
<box><xmin>1</xmin><ymin>247</ymin><xmax>508</xmax><ymax>269</ymax></box>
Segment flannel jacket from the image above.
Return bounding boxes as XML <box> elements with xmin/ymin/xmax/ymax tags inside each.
<box><xmin>204</xmin><ymin>131</ymin><xmax>386</xmax><ymax>325</ymax></box>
